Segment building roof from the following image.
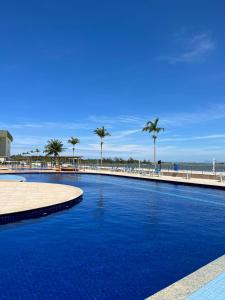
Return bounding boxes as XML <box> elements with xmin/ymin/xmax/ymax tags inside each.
<box><xmin>0</xmin><ymin>130</ymin><xmax>13</xmax><ymax>142</ymax></box>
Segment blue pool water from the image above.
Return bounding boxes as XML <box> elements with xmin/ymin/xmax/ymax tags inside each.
<box><xmin>1</xmin><ymin>173</ymin><xmax>225</xmax><ymax>299</ymax></box>
<box><xmin>0</xmin><ymin>174</ymin><xmax>25</xmax><ymax>181</ymax></box>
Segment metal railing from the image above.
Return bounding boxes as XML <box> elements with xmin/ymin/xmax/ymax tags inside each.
<box><xmin>1</xmin><ymin>162</ymin><xmax>225</xmax><ymax>182</ymax></box>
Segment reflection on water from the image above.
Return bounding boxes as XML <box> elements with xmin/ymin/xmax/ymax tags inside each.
<box><xmin>95</xmin><ymin>189</ymin><xmax>105</xmax><ymax>220</ymax></box>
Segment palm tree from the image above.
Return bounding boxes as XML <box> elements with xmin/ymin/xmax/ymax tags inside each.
<box><xmin>29</xmin><ymin>150</ymin><xmax>34</xmax><ymax>165</ymax></box>
<box><xmin>34</xmin><ymin>149</ymin><xmax>40</xmax><ymax>164</ymax></box>
<box><xmin>36</xmin><ymin>148</ymin><xmax>40</xmax><ymax>154</ymax></box>
<box><xmin>44</xmin><ymin>139</ymin><xmax>64</xmax><ymax>166</ymax></box>
<box><xmin>142</xmin><ymin>118</ymin><xmax>164</xmax><ymax>169</ymax></box>
<box><xmin>35</xmin><ymin>149</ymin><xmax>40</xmax><ymax>158</ymax></box>
<box><xmin>94</xmin><ymin>126</ymin><xmax>111</xmax><ymax>166</ymax></box>
<box><xmin>68</xmin><ymin>137</ymin><xmax>80</xmax><ymax>157</ymax></box>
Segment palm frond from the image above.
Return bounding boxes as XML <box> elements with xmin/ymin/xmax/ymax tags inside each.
<box><xmin>94</xmin><ymin>126</ymin><xmax>111</xmax><ymax>138</ymax></box>
<box><xmin>44</xmin><ymin>139</ymin><xmax>64</xmax><ymax>157</ymax></box>
<box><xmin>142</xmin><ymin>118</ymin><xmax>165</xmax><ymax>135</ymax></box>
<box><xmin>68</xmin><ymin>137</ymin><xmax>80</xmax><ymax>146</ymax></box>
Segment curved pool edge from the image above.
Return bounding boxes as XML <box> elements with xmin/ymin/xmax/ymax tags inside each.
<box><xmin>0</xmin><ymin>196</ymin><xmax>83</xmax><ymax>225</ymax></box>
<box><xmin>0</xmin><ymin>174</ymin><xmax>26</xmax><ymax>182</ymax></box>
<box><xmin>75</xmin><ymin>170</ymin><xmax>225</xmax><ymax>191</ymax></box>
<box><xmin>0</xmin><ymin>182</ymin><xmax>83</xmax><ymax>225</ymax></box>
<box><xmin>2</xmin><ymin>170</ymin><xmax>225</xmax><ymax>190</ymax></box>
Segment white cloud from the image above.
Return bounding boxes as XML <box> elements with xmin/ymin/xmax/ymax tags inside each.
<box><xmin>88</xmin><ymin>115</ymin><xmax>144</xmax><ymax>126</ymax></box>
<box><xmin>162</xmin><ymin>104</ymin><xmax>225</xmax><ymax>127</ymax></box>
<box><xmin>6</xmin><ymin>104</ymin><xmax>225</xmax><ymax>162</ymax></box>
<box><xmin>109</xmin><ymin>129</ymin><xmax>141</xmax><ymax>140</ymax></box>
<box><xmin>160</xmin><ymin>134</ymin><xmax>225</xmax><ymax>143</ymax></box>
<box><xmin>0</xmin><ymin>121</ymin><xmax>88</xmax><ymax>130</ymax></box>
<box><xmin>156</xmin><ymin>32</ymin><xmax>216</xmax><ymax>63</ymax></box>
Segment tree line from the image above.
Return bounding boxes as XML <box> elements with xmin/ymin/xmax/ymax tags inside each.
<box><xmin>15</xmin><ymin>118</ymin><xmax>164</xmax><ymax>167</ymax></box>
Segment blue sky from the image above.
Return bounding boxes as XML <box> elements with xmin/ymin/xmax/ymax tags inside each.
<box><xmin>1</xmin><ymin>0</ymin><xmax>225</xmax><ymax>162</ymax></box>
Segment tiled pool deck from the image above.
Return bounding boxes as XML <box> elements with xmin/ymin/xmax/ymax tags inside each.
<box><xmin>187</xmin><ymin>272</ymin><xmax>225</xmax><ymax>300</ymax></box>
<box><xmin>0</xmin><ymin>182</ymin><xmax>83</xmax><ymax>223</ymax></box>
<box><xmin>147</xmin><ymin>255</ymin><xmax>225</xmax><ymax>300</ymax></box>
<box><xmin>80</xmin><ymin>169</ymin><xmax>225</xmax><ymax>190</ymax></box>
<box><xmin>2</xmin><ymin>168</ymin><xmax>225</xmax><ymax>189</ymax></box>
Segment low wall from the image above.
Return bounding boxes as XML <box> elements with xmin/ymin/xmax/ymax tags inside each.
<box><xmin>161</xmin><ymin>171</ymin><xmax>219</xmax><ymax>180</ymax></box>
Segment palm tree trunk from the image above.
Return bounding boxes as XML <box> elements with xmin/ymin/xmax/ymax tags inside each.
<box><xmin>55</xmin><ymin>154</ymin><xmax>59</xmax><ymax>167</ymax></box>
<box><xmin>153</xmin><ymin>138</ymin><xmax>156</xmax><ymax>169</ymax></box>
<box><xmin>100</xmin><ymin>139</ymin><xmax>103</xmax><ymax>166</ymax></box>
<box><xmin>73</xmin><ymin>147</ymin><xmax>75</xmax><ymax>171</ymax></box>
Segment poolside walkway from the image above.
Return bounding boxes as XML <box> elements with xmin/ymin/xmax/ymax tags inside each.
<box><xmin>1</xmin><ymin>168</ymin><xmax>225</xmax><ymax>189</ymax></box>
<box><xmin>80</xmin><ymin>169</ymin><xmax>225</xmax><ymax>189</ymax></box>
<box><xmin>0</xmin><ymin>168</ymin><xmax>56</xmax><ymax>174</ymax></box>
<box><xmin>147</xmin><ymin>255</ymin><xmax>225</xmax><ymax>300</ymax></box>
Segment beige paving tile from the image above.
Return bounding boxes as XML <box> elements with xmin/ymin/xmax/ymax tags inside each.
<box><xmin>146</xmin><ymin>255</ymin><xmax>225</xmax><ymax>300</ymax></box>
<box><xmin>0</xmin><ymin>182</ymin><xmax>83</xmax><ymax>215</ymax></box>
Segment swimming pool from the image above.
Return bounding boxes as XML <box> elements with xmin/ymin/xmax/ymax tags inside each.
<box><xmin>0</xmin><ymin>173</ymin><xmax>225</xmax><ymax>299</ymax></box>
<box><xmin>0</xmin><ymin>174</ymin><xmax>26</xmax><ymax>181</ymax></box>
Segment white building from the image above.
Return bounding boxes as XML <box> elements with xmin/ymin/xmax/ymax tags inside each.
<box><xmin>0</xmin><ymin>130</ymin><xmax>13</xmax><ymax>159</ymax></box>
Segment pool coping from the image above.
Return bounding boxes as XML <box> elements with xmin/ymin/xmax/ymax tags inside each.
<box><xmin>2</xmin><ymin>170</ymin><xmax>225</xmax><ymax>190</ymax></box>
<box><xmin>146</xmin><ymin>255</ymin><xmax>225</xmax><ymax>300</ymax></box>
<box><xmin>77</xmin><ymin>170</ymin><xmax>225</xmax><ymax>190</ymax></box>
<box><xmin>0</xmin><ymin>182</ymin><xmax>83</xmax><ymax>225</ymax></box>
<box><xmin>0</xmin><ymin>196</ymin><xmax>82</xmax><ymax>225</ymax></box>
